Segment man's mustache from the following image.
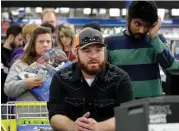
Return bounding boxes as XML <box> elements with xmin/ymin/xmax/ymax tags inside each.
<box><xmin>135</xmin><ymin>33</ymin><xmax>145</xmax><ymax>37</ymax></box>
<box><xmin>88</xmin><ymin>59</ymin><xmax>99</xmax><ymax>64</ymax></box>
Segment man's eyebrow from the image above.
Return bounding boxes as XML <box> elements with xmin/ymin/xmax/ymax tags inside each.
<box><xmin>135</xmin><ymin>20</ymin><xmax>151</xmax><ymax>26</ymax></box>
<box><xmin>81</xmin><ymin>47</ymin><xmax>89</xmax><ymax>50</ymax></box>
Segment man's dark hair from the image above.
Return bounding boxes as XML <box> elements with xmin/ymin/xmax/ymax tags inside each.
<box><xmin>6</xmin><ymin>24</ymin><xmax>22</xmax><ymax>39</ymax></box>
<box><xmin>128</xmin><ymin>1</ymin><xmax>158</xmax><ymax>25</ymax></box>
<box><xmin>82</xmin><ymin>22</ymin><xmax>101</xmax><ymax>32</ymax></box>
<box><xmin>41</xmin><ymin>23</ymin><xmax>55</xmax><ymax>33</ymax></box>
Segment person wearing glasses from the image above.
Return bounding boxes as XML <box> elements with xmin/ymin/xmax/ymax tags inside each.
<box><xmin>47</xmin><ymin>28</ymin><xmax>134</xmax><ymax>131</ymax></box>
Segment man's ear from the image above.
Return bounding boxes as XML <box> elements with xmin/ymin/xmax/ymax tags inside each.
<box><xmin>126</xmin><ymin>16</ymin><xmax>129</xmax><ymax>25</ymax></box>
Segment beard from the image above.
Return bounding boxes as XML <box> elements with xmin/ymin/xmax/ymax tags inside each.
<box><xmin>128</xmin><ymin>22</ymin><xmax>147</xmax><ymax>41</ymax></box>
<box><xmin>78</xmin><ymin>56</ymin><xmax>105</xmax><ymax>75</ymax></box>
<box><xmin>10</xmin><ymin>41</ymin><xmax>23</xmax><ymax>49</ymax></box>
<box><xmin>10</xmin><ymin>42</ymin><xmax>17</xmax><ymax>49</ymax></box>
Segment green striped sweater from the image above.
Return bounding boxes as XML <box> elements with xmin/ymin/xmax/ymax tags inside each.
<box><xmin>105</xmin><ymin>32</ymin><xmax>179</xmax><ymax>98</ymax></box>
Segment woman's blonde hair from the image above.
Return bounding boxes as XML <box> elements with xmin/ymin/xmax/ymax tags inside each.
<box><xmin>21</xmin><ymin>27</ymin><xmax>51</xmax><ymax>65</ymax></box>
<box><xmin>56</xmin><ymin>23</ymin><xmax>75</xmax><ymax>51</ymax></box>
<box><xmin>22</xmin><ymin>23</ymin><xmax>40</xmax><ymax>42</ymax></box>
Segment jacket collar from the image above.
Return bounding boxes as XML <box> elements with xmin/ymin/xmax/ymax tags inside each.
<box><xmin>71</xmin><ymin>62</ymin><xmax>108</xmax><ymax>82</ymax></box>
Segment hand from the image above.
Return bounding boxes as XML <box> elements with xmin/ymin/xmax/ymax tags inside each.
<box><xmin>36</xmin><ymin>57</ymin><xmax>48</xmax><ymax>65</ymax></box>
<box><xmin>54</xmin><ymin>54</ymin><xmax>67</xmax><ymax>61</ymax></box>
<box><xmin>149</xmin><ymin>16</ymin><xmax>162</xmax><ymax>39</ymax></box>
<box><xmin>29</xmin><ymin>62</ymin><xmax>39</xmax><ymax>68</ymax></box>
<box><xmin>74</xmin><ymin>112</ymin><xmax>92</xmax><ymax>131</ymax></box>
<box><xmin>88</xmin><ymin>118</ymin><xmax>98</xmax><ymax>131</ymax></box>
<box><xmin>88</xmin><ymin>118</ymin><xmax>97</xmax><ymax>124</ymax></box>
<box><xmin>24</xmin><ymin>76</ymin><xmax>44</xmax><ymax>89</ymax></box>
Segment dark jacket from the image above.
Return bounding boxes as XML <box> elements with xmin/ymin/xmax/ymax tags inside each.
<box><xmin>1</xmin><ymin>46</ymin><xmax>13</xmax><ymax>103</ymax></box>
<box><xmin>47</xmin><ymin>62</ymin><xmax>134</xmax><ymax>122</ymax></box>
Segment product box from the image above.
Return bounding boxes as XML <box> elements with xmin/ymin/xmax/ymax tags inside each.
<box><xmin>115</xmin><ymin>96</ymin><xmax>179</xmax><ymax>131</ymax></box>
<box><xmin>30</xmin><ymin>77</ymin><xmax>52</xmax><ymax>101</ymax></box>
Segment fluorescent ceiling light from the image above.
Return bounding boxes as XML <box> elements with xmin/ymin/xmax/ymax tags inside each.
<box><xmin>25</xmin><ymin>7</ymin><xmax>31</xmax><ymax>13</ymax></box>
<box><xmin>122</xmin><ymin>8</ymin><xmax>127</xmax><ymax>16</ymax></box>
<box><xmin>35</xmin><ymin>7</ymin><xmax>42</xmax><ymax>13</ymax></box>
<box><xmin>18</xmin><ymin>8</ymin><xmax>25</xmax><ymax>11</ymax></box>
<box><xmin>55</xmin><ymin>8</ymin><xmax>60</xmax><ymax>13</ymax></box>
<box><xmin>60</xmin><ymin>8</ymin><xmax>70</xmax><ymax>13</ymax></box>
<box><xmin>83</xmin><ymin>8</ymin><xmax>91</xmax><ymax>15</ymax></box>
<box><xmin>109</xmin><ymin>8</ymin><xmax>120</xmax><ymax>17</ymax></box>
<box><xmin>171</xmin><ymin>9</ymin><xmax>179</xmax><ymax>16</ymax></box>
<box><xmin>158</xmin><ymin>8</ymin><xmax>165</xmax><ymax>22</ymax></box>
<box><xmin>92</xmin><ymin>9</ymin><xmax>98</xmax><ymax>14</ymax></box>
<box><xmin>99</xmin><ymin>8</ymin><xmax>106</xmax><ymax>15</ymax></box>
<box><xmin>11</xmin><ymin>10</ymin><xmax>19</xmax><ymax>16</ymax></box>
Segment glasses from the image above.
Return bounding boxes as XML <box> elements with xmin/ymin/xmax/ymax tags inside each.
<box><xmin>80</xmin><ymin>36</ymin><xmax>104</xmax><ymax>45</ymax></box>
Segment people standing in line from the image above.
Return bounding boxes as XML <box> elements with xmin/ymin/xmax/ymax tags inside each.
<box><xmin>56</xmin><ymin>23</ymin><xmax>76</xmax><ymax>61</ymax></box>
<box><xmin>47</xmin><ymin>28</ymin><xmax>134</xmax><ymax>131</ymax></box>
<box><xmin>1</xmin><ymin>24</ymin><xmax>23</xmax><ymax>103</ymax></box>
<box><xmin>41</xmin><ymin>8</ymin><xmax>57</xmax><ymax>27</ymax></box>
<box><xmin>9</xmin><ymin>23</ymin><xmax>40</xmax><ymax>67</ymax></box>
<box><xmin>105</xmin><ymin>1</ymin><xmax>179</xmax><ymax>99</ymax></box>
<box><xmin>4</xmin><ymin>27</ymin><xmax>52</xmax><ymax>101</ymax></box>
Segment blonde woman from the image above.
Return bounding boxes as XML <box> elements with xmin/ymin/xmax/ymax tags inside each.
<box><xmin>56</xmin><ymin>23</ymin><xmax>76</xmax><ymax>61</ymax></box>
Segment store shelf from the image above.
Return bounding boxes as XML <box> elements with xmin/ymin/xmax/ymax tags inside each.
<box><xmin>10</xmin><ymin>18</ymin><xmax>179</xmax><ymax>27</ymax></box>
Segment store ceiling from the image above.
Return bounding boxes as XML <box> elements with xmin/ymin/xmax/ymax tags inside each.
<box><xmin>2</xmin><ymin>1</ymin><xmax>179</xmax><ymax>9</ymax></box>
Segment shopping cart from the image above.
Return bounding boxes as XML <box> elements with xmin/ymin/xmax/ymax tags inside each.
<box><xmin>1</xmin><ymin>101</ymin><xmax>53</xmax><ymax>131</ymax></box>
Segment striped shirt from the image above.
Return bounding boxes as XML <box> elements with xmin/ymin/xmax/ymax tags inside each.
<box><xmin>105</xmin><ymin>31</ymin><xmax>179</xmax><ymax>98</ymax></box>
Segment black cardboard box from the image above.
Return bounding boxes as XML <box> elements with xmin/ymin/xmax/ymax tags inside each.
<box><xmin>115</xmin><ymin>96</ymin><xmax>179</xmax><ymax>131</ymax></box>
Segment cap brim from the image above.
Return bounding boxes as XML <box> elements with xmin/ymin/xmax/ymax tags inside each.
<box><xmin>78</xmin><ymin>42</ymin><xmax>106</xmax><ymax>49</ymax></box>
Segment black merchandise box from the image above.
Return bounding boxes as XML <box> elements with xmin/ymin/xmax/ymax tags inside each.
<box><xmin>115</xmin><ymin>96</ymin><xmax>179</xmax><ymax>131</ymax></box>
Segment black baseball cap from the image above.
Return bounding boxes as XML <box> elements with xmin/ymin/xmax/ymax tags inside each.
<box><xmin>77</xmin><ymin>27</ymin><xmax>105</xmax><ymax>49</ymax></box>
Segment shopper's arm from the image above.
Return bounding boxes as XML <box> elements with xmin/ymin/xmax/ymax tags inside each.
<box><xmin>50</xmin><ymin>114</ymin><xmax>75</xmax><ymax>131</ymax></box>
<box><xmin>93</xmin><ymin>117</ymin><xmax>115</xmax><ymax>131</ymax></box>
<box><xmin>51</xmin><ymin>112</ymin><xmax>92</xmax><ymax>131</ymax></box>
<box><xmin>4</xmin><ymin>61</ymin><xmax>28</xmax><ymax>98</ymax></box>
<box><xmin>151</xmin><ymin>34</ymin><xmax>179</xmax><ymax>70</ymax></box>
<box><xmin>150</xmin><ymin>17</ymin><xmax>179</xmax><ymax>70</ymax></box>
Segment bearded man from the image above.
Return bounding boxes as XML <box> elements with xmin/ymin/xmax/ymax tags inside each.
<box><xmin>1</xmin><ymin>24</ymin><xmax>23</xmax><ymax>103</ymax></box>
<box><xmin>105</xmin><ymin>1</ymin><xmax>179</xmax><ymax>99</ymax></box>
<box><xmin>47</xmin><ymin>27</ymin><xmax>134</xmax><ymax>131</ymax></box>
